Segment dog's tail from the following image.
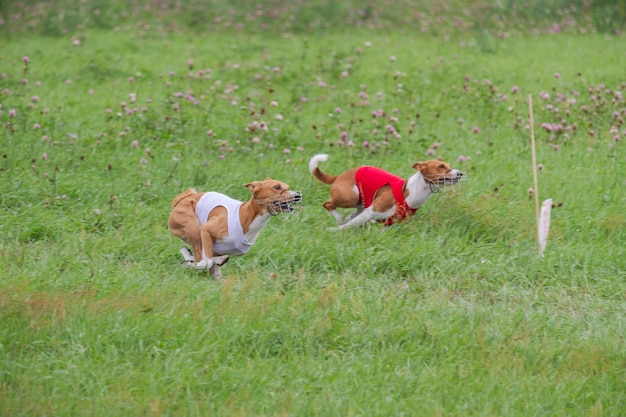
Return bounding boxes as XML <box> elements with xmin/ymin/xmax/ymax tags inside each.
<box><xmin>309</xmin><ymin>154</ymin><xmax>337</xmax><ymax>185</ymax></box>
<box><xmin>171</xmin><ymin>188</ymin><xmax>196</xmax><ymax>207</ymax></box>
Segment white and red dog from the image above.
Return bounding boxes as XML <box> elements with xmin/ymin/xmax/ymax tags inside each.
<box><xmin>168</xmin><ymin>179</ymin><xmax>301</xmax><ymax>279</ymax></box>
<box><xmin>309</xmin><ymin>154</ymin><xmax>463</xmax><ymax>229</ymax></box>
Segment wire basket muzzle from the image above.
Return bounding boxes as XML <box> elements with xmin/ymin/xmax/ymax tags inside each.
<box><xmin>258</xmin><ymin>190</ymin><xmax>303</xmax><ymax>216</ymax></box>
<box><xmin>429</xmin><ymin>171</ymin><xmax>466</xmax><ymax>192</ymax></box>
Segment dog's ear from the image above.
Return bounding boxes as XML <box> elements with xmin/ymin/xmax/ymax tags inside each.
<box><xmin>412</xmin><ymin>162</ymin><xmax>426</xmax><ymax>171</ymax></box>
<box><xmin>243</xmin><ymin>181</ymin><xmax>262</xmax><ymax>193</ymax></box>
<box><xmin>264</xmin><ymin>177</ymin><xmax>272</xmax><ymax>181</ymax></box>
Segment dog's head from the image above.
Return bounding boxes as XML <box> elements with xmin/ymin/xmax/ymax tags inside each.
<box><xmin>244</xmin><ymin>178</ymin><xmax>302</xmax><ymax>216</ymax></box>
<box><xmin>412</xmin><ymin>160</ymin><xmax>465</xmax><ymax>187</ymax></box>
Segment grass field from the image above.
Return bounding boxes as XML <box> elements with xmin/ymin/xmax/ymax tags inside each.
<box><xmin>1</xmin><ymin>1</ymin><xmax>625</xmax><ymax>416</ymax></box>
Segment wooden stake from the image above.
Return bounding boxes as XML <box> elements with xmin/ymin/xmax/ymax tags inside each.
<box><xmin>528</xmin><ymin>94</ymin><xmax>541</xmax><ymax>253</ymax></box>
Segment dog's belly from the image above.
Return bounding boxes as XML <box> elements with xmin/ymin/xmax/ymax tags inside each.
<box><xmin>213</xmin><ymin>234</ymin><xmax>252</xmax><ymax>256</ymax></box>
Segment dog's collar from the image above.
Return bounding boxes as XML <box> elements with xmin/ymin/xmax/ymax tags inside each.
<box><xmin>428</xmin><ymin>182</ymin><xmax>441</xmax><ymax>193</ymax></box>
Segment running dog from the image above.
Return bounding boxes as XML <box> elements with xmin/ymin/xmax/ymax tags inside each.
<box><xmin>309</xmin><ymin>154</ymin><xmax>463</xmax><ymax>229</ymax></box>
<box><xmin>168</xmin><ymin>179</ymin><xmax>301</xmax><ymax>278</ymax></box>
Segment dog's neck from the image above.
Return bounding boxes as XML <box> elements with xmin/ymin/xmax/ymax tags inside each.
<box><xmin>239</xmin><ymin>198</ymin><xmax>272</xmax><ymax>244</ymax></box>
<box><xmin>403</xmin><ymin>171</ymin><xmax>434</xmax><ymax>209</ymax></box>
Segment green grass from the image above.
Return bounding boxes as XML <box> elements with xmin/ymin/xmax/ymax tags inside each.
<box><xmin>1</xmin><ymin>10</ymin><xmax>625</xmax><ymax>417</ymax></box>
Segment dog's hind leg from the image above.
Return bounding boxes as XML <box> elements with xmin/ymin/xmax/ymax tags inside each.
<box><xmin>324</xmin><ymin>201</ymin><xmax>356</xmax><ymax>224</ymax></box>
<box><xmin>342</xmin><ymin>206</ymin><xmax>364</xmax><ymax>224</ymax></box>
<box><xmin>329</xmin><ymin>209</ymin><xmax>346</xmax><ymax>224</ymax></box>
<box><xmin>179</xmin><ymin>247</ymin><xmax>195</xmax><ymax>265</ymax></box>
<box><xmin>334</xmin><ymin>206</ymin><xmax>395</xmax><ymax>230</ymax></box>
<box><xmin>331</xmin><ymin>207</ymin><xmax>375</xmax><ymax>230</ymax></box>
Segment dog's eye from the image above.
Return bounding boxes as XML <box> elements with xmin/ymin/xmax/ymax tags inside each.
<box><xmin>273</xmin><ymin>185</ymin><xmax>282</xmax><ymax>190</ymax></box>
<box><xmin>438</xmin><ymin>164</ymin><xmax>445</xmax><ymax>169</ymax></box>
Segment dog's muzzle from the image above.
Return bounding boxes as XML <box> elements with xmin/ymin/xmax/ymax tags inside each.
<box><xmin>429</xmin><ymin>171</ymin><xmax>466</xmax><ymax>192</ymax></box>
<box><xmin>258</xmin><ymin>190</ymin><xmax>303</xmax><ymax>216</ymax></box>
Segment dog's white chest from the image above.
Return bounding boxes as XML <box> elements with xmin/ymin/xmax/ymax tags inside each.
<box><xmin>404</xmin><ymin>174</ymin><xmax>433</xmax><ymax>208</ymax></box>
<box><xmin>244</xmin><ymin>214</ymin><xmax>271</xmax><ymax>244</ymax></box>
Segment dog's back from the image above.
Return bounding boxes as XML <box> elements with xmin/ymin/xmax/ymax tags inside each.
<box><xmin>171</xmin><ymin>188</ymin><xmax>197</xmax><ymax>207</ymax></box>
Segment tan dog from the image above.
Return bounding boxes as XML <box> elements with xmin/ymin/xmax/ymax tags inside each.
<box><xmin>309</xmin><ymin>154</ymin><xmax>464</xmax><ymax>229</ymax></box>
<box><xmin>168</xmin><ymin>179</ymin><xmax>301</xmax><ymax>279</ymax></box>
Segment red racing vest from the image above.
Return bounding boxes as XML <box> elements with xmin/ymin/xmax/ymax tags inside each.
<box><xmin>355</xmin><ymin>166</ymin><xmax>417</xmax><ymax>226</ymax></box>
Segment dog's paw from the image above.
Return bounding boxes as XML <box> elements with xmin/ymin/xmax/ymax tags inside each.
<box><xmin>180</xmin><ymin>260</ymin><xmax>195</xmax><ymax>268</ymax></box>
<box><xmin>193</xmin><ymin>260</ymin><xmax>212</xmax><ymax>270</ymax></box>
<box><xmin>215</xmin><ymin>255</ymin><xmax>230</xmax><ymax>266</ymax></box>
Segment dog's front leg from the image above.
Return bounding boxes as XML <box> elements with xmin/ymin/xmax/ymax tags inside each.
<box><xmin>188</xmin><ymin>224</ymin><xmax>216</xmax><ymax>270</ymax></box>
<box><xmin>208</xmin><ymin>255</ymin><xmax>229</xmax><ymax>279</ymax></box>
<box><xmin>210</xmin><ymin>263</ymin><xmax>221</xmax><ymax>280</ymax></box>
<box><xmin>192</xmin><ymin>222</ymin><xmax>231</xmax><ymax>273</ymax></box>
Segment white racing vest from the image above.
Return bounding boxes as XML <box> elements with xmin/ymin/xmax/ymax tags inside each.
<box><xmin>195</xmin><ymin>192</ymin><xmax>253</xmax><ymax>256</ymax></box>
